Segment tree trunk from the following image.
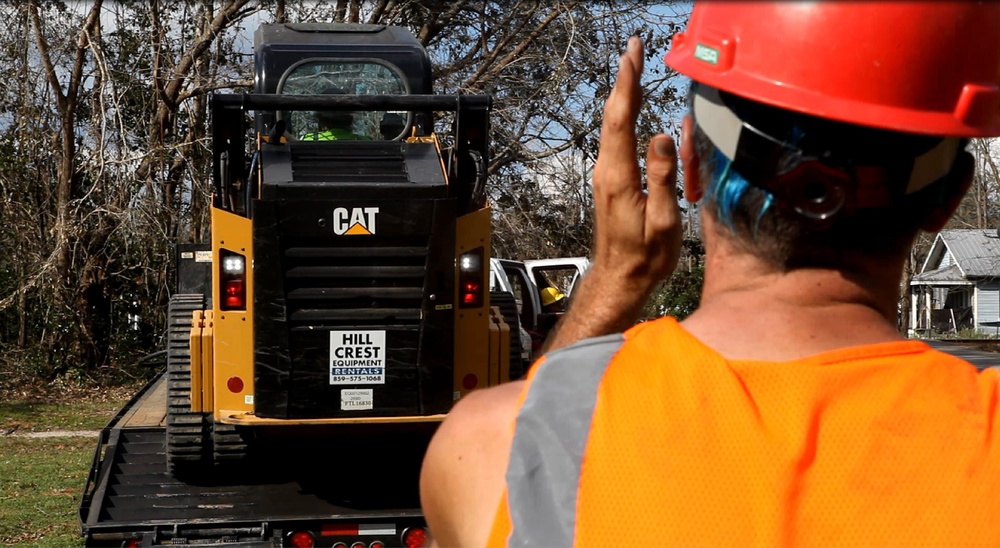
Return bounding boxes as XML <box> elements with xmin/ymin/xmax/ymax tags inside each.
<box><xmin>16</xmin><ymin>289</ymin><xmax>26</xmax><ymax>348</ymax></box>
<box><xmin>29</xmin><ymin>0</ymin><xmax>104</xmax><ymax>369</ymax></box>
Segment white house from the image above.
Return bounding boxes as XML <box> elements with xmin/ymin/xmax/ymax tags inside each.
<box><xmin>910</xmin><ymin>229</ymin><xmax>1000</xmax><ymax>336</ymax></box>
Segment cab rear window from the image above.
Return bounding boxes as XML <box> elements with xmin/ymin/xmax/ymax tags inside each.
<box><xmin>280</xmin><ymin>60</ymin><xmax>409</xmax><ymax>141</ymax></box>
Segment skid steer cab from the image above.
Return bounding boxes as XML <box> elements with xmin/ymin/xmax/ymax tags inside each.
<box><xmin>166</xmin><ymin>23</ymin><xmax>520</xmax><ymax>475</ymax></box>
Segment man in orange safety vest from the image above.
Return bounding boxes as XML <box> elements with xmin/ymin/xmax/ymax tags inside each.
<box><xmin>420</xmin><ymin>2</ymin><xmax>1000</xmax><ymax>546</ymax></box>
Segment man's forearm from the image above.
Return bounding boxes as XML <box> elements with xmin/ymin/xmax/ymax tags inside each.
<box><xmin>541</xmin><ymin>268</ymin><xmax>654</xmax><ymax>354</ymax></box>
<box><xmin>537</xmin><ymin>37</ymin><xmax>682</xmax><ymax>356</ymax></box>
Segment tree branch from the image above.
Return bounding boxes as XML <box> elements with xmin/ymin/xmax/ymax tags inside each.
<box><xmin>162</xmin><ymin>0</ymin><xmax>253</xmax><ymax>107</ymax></box>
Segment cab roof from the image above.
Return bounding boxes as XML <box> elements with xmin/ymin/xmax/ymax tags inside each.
<box><xmin>254</xmin><ymin>23</ymin><xmax>424</xmax><ymax>50</ymax></box>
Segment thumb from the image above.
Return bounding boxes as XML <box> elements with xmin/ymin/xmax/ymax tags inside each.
<box><xmin>645</xmin><ymin>134</ymin><xmax>679</xmax><ymax>230</ymax></box>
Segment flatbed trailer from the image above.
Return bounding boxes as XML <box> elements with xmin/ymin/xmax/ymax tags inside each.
<box><xmin>79</xmin><ymin>372</ymin><xmax>433</xmax><ymax>547</ymax></box>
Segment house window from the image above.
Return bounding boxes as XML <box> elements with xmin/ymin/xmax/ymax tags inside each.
<box><xmin>945</xmin><ymin>287</ymin><xmax>970</xmax><ymax>309</ymax></box>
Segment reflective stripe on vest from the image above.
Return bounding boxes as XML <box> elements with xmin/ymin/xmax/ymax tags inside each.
<box><xmin>506</xmin><ymin>334</ymin><xmax>625</xmax><ymax>547</ymax></box>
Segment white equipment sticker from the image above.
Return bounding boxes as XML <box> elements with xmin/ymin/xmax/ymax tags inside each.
<box><xmin>195</xmin><ymin>250</ymin><xmax>213</xmax><ymax>262</ymax></box>
<box><xmin>330</xmin><ymin>330</ymin><xmax>386</xmax><ymax>384</ymax></box>
<box><xmin>341</xmin><ymin>389</ymin><xmax>374</xmax><ymax>411</ymax></box>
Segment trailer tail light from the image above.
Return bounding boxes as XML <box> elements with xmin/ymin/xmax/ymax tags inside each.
<box><xmin>123</xmin><ymin>540</ymin><xmax>140</xmax><ymax>548</ymax></box>
<box><xmin>351</xmin><ymin>543</ymin><xmax>366</xmax><ymax>548</ymax></box>
<box><xmin>402</xmin><ymin>527</ymin><xmax>429</xmax><ymax>548</ymax></box>
<box><xmin>458</xmin><ymin>247</ymin><xmax>484</xmax><ymax>309</ymax></box>
<box><xmin>220</xmin><ymin>249</ymin><xmax>247</xmax><ymax>311</ymax></box>
<box><xmin>288</xmin><ymin>531</ymin><xmax>315</xmax><ymax>547</ymax></box>
<box><xmin>370</xmin><ymin>542</ymin><xmax>385</xmax><ymax>548</ymax></box>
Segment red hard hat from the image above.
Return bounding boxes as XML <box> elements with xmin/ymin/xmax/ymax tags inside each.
<box><xmin>666</xmin><ymin>2</ymin><xmax>1000</xmax><ymax>137</ymax></box>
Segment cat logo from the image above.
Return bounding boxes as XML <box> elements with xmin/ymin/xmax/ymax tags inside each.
<box><xmin>333</xmin><ymin>207</ymin><xmax>379</xmax><ymax>235</ymax></box>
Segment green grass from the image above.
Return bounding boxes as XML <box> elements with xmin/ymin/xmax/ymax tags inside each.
<box><xmin>0</xmin><ymin>399</ymin><xmax>125</xmax><ymax>433</ymax></box>
<box><xmin>0</xmin><ymin>437</ymin><xmax>96</xmax><ymax>547</ymax></box>
<box><xmin>939</xmin><ymin>328</ymin><xmax>997</xmax><ymax>340</ymax></box>
<box><xmin>0</xmin><ymin>383</ymin><xmax>134</xmax><ymax>546</ymax></box>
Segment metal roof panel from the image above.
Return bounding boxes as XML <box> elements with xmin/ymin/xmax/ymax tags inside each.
<box><xmin>937</xmin><ymin>229</ymin><xmax>1000</xmax><ymax>278</ymax></box>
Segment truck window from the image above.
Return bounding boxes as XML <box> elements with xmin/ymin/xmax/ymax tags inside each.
<box><xmin>532</xmin><ymin>267</ymin><xmax>579</xmax><ymax>300</ymax></box>
<box><xmin>280</xmin><ymin>60</ymin><xmax>409</xmax><ymax>141</ymax></box>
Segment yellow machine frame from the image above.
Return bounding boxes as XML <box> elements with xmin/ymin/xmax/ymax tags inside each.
<box><xmin>186</xmin><ymin>192</ymin><xmax>509</xmax><ymax>426</ymax></box>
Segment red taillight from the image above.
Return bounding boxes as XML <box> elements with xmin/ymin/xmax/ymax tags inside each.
<box><xmin>462</xmin><ymin>281</ymin><xmax>481</xmax><ymax>305</ymax></box>
<box><xmin>332</xmin><ymin>543</ymin><xmax>347</xmax><ymax>548</ymax></box>
<box><xmin>370</xmin><ymin>542</ymin><xmax>385</xmax><ymax>548</ymax></box>
<box><xmin>402</xmin><ymin>527</ymin><xmax>429</xmax><ymax>548</ymax></box>
<box><xmin>351</xmin><ymin>543</ymin><xmax>366</xmax><ymax>548</ymax></box>
<box><xmin>223</xmin><ymin>279</ymin><xmax>245</xmax><ymax>309</ymax></box>
<box><xmin>458</xmin><ymin>248</ymin><xmax>485</xmax><ymax>309</ymax></box>
<box><xmin>124</xmin><ymin>540</ymin><xmax>140</xmax><ymax>548</ymax></box>
<box><xmin>219</xmin><ymin>249</ymin><xmax>247</xmax><ymax>311</ymax></box>
<box><xmin>288</xmin><ymin>531</ymin><xmax>315</xmax><ymax>548</ymax></box>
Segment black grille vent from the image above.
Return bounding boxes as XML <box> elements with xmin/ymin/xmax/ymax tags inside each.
<box><xmin>283</xmin><ymin>238</ymin><xmax>428</xmax><ymax>331</ymax></box>
<box><xmin>290</xmin><ymin>142</ymin><xmax>409</xmax><ymax>183</ymax></box>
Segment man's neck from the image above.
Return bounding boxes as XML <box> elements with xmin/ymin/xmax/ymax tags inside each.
<box><xmin>681</xmin><ymin>232</ymin><xmax>908</xmax><ymax>363</ymax></box>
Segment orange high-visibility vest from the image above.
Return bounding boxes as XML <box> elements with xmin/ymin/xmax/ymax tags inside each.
<box><xmin>488</xmin><ymin>317</ymin><xmax>1000</xmax><ymax>546</ymax></box>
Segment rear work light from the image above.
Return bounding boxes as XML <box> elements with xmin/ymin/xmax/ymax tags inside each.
<box><xmin>458</xmin><ymin>247</ymin><xmax>485</xmax><ymax>309</ymax></box>
<box><xmin>219</xmin><ymin>249</ymin><xmax>247</xmax><ymax>311</ymax></box>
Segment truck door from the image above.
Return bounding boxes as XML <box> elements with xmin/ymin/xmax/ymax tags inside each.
<box><xmin>499</xmin><ymin>261</ymin><xmax>538</xmax><ymax>333</ymax></box>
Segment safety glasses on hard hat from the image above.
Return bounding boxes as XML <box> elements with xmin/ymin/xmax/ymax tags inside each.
<box><xmin>690</xmin><ymin>82</ymin><xmax>966</xmax><ymax>224</ymax></box>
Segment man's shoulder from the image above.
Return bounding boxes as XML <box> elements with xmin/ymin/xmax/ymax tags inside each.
<box><xmin>420</xmin><ymin>381</ymin><xmax>525</xmax><ymax>546</ymax></box>
<box><xmin>434</xmin><ymin>381</ymin><xmax>525</xmax><ymax>440</ymax></box>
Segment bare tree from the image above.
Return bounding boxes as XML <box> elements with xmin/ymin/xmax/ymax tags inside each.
<box><xmin>0</xmin><ymin>0</ymin><xmax>689</xmax><ymax>386</ymax></box>
<box><xmin>0</xmin><ymin>1</ymin><xmax>263</xmax><ymax>382</ymax></box>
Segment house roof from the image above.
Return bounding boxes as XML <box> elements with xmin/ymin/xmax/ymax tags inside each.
<box><xmin>922</xmin><ymin>229</ymin><xmax>1000</xmax><ymax>278</ymax></box>
<box><xmin>911</xmin><ymin>263</ymin><xmax>970</xmax><ymax>285</ymax></box>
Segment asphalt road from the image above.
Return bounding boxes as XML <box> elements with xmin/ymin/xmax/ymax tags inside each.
<box><xmin>923</xmin><ymin>339</ymin><xmax>1000</xmax><ymax>371</ymax></box>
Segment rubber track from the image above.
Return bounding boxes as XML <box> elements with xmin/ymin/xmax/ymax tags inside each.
<box><xmin>165</xmin><ymin>294</ymin><xmax>209</xmax><ymax>476</ymax></box>
<box><xmin>212</xmin><ymin>421</ymin><xmax>249</xmax><ymax>463</ymax></box>
<box><xmin>490</xmin><ymin>291</ymin><xmax>524</xmax><ymax>381</ymax></box>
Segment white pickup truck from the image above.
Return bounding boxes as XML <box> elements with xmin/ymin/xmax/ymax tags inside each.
<box><xmin>490</xmin><ymin>257</ymin><xmax>591</xmax><ymax>373</ymax></box>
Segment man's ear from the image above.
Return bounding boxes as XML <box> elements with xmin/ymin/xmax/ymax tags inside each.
<box><xmin>920</xmin><ymin>150</ymin><xmax>974</xmax><ymax>233</ymax></box>
<box><xmin>680</xmin><ymin>115</ymin><xmax>703</xmax><ymax>203</ymax></box>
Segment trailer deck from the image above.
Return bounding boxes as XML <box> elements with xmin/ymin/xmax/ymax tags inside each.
<box><xmin>79</xmin><ymin>373</ymin><xmax>432</xmax><ymax>546</ymax></box>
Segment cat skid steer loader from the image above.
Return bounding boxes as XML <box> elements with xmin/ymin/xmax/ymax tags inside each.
<box><xmin>167</xmin><ymin>22</ymin><xmax>518</xmax><ymax>473</ymax></box>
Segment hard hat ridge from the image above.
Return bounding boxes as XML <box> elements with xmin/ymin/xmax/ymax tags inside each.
<box><xmin>666</xmin><ymin>2</ymin><xmax>1000</xmax><ymax>138</ymax></box>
